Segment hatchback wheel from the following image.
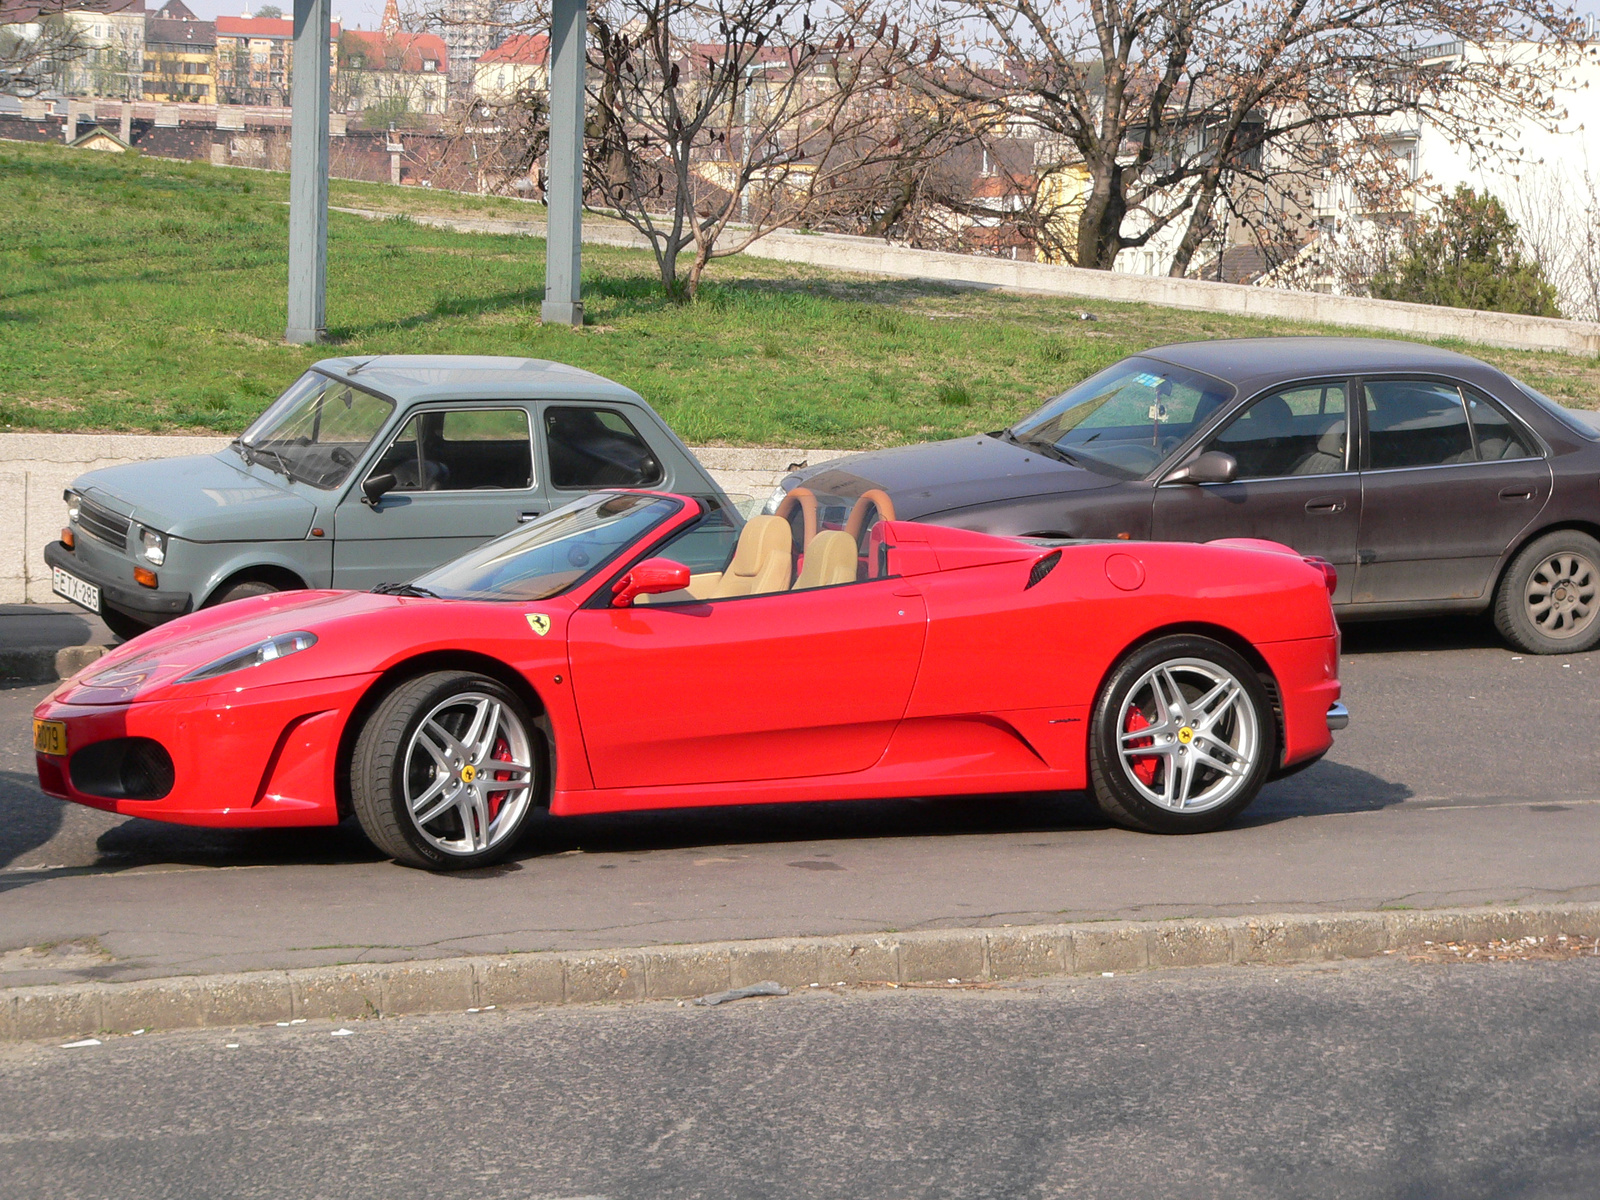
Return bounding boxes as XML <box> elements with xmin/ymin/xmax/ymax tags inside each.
<box><xmin>1088</xmin><ymin>636</ymin><xmax>1275</xmax><ymax>834</ymax></box>
<box><xmin>1494</xmin><ymin>531</ymin><xmax>1600</xmax><ymax>654</ymax></box>
<box><xmin>351</xmin><ymin>671</ymin><xmax>543</xmax><ymax>870</ymax></box>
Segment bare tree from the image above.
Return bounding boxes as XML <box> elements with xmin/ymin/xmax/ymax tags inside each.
<box><xmin>580</xmin><ymin>0</ymin><xmax>916</xmax><ymax>299</ymax></box>
<box><xmin>913</xmin><ymin>0</ymin><xmax>1584</xmax><ymax>275</ymax></box>
<box><xmin>0</xmin><ymin>6</ymin><xmax>87</xmax><ymax>97</ymax></box>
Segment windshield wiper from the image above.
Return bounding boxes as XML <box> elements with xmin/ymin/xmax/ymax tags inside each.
<box><xmin>371</xmin><ymin>582</ymin><xmax>441</xmax><ymax>598</ymax></box>
<box><xmin>1000</xmin><ymin>428</ymin><xmax>1081</xmax><ymax>466</ymax></box>
<box><xmin>229</xmin><ymin>436</ymin><xmax>257</xmax><ymax>467</ymax></box>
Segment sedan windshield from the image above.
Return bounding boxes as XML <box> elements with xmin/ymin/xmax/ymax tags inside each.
<box><xmin>1010</xmin><ymin>357</ymin><xmax>1235</xmax><ymax>479</ymax></box>
<box><xmin>237</xmin><ymin>371</ymin><xmax>395</xmax><ymax>489</ymax></box>
<box><xmin>412</xmin><ymin>492</ymin><xmax>682</xmax><ymax>601</ymax></box>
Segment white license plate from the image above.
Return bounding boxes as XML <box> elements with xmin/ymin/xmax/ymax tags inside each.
<box><xmin>52</xmin><ymin>566</ymin><xmax>100</xmax><ymax>613</ymax></box>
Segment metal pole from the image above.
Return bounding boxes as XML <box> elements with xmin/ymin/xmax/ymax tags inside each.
<box><xmin>541</xmin><ymin>0</ymin><xmax>585</xmax><ymax>326</ymax></box>
<box><xmin>286</xmin><ymin>0</ymin><xmax>331</xmax><ymax>344</ymax></box>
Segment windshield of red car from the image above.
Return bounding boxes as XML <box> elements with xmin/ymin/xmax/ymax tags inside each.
<box><xmin>238</xmin><ymin>371</ymin><xmax>395</xmax><ymax>489</ymax></box>
<box><xmin>411</xmin><ymin>492</ymin><xmax>683</xmax><ymax>601</ymax></box>
<box><xmin>1010</xmin><ymin>357</ymin><xmax>1235</xmax><ymax>479</ymax></box>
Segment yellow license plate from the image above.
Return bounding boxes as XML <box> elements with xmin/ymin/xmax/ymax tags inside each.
<box><xmin>33</xmin><ymin>719</ymin><xmax>68</xmax><ymax>756</ymax></box>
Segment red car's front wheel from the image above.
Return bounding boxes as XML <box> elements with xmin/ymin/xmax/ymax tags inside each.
<box><xmin>351</xmin><ymin>671</ymin><xmax>543</xmax><ymax>870</ymax></box>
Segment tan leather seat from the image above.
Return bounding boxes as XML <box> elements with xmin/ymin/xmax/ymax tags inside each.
<box><xmin>792</xmin><ymin>529</ymin><xmax>858</xmax><ymax>589</ymax></box>
<box><xmin>709</xmin><ymin>515</ymin><xmax>793</xmax><ymax>597</ymax></box>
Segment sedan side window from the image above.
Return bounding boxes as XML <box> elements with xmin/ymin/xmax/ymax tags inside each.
<box><xmin>1365</xmin><ymin>381</ymin><xmax>1474</xmax><ymax>470</ymax></box>
<box><xmin>1208</xmin><ymin>384</ymin><xmax>1349</xmax><ymax>479</ymax></box>
<box><xmin>371</xmin><ymin>408</ymin><xmax>534</xmax><ymax>492</ymax></box>
<box><xmin>1465</xmin><ymin>391</ymin><xmax>1539</xmax><ymax>461</ymax></box>
<box><xmin>546</xmin><ymin>406</ymin><xmax>664</xmax><ymax>490</ymax></box>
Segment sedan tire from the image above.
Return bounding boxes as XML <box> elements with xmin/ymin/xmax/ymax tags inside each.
<box><xmin>351</xmin><ymin>671</ymin><xmax>543</xmax><ymax>870</ymax></box>
<box><xmin>1493</xmin><ymin>530</ymin><xmax>1600</xmax><ymax>655</ymax></box>
<box><xmin>1089</xmin><ymin>635</ymin><xmax>1276</xmax><ymax>834</ymax></box>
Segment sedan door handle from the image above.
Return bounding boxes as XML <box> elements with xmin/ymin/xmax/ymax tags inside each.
<box><xmin>1304</xmin><ymin>496</ymin><xmax>1346</xmax><ymax>514</ymax></box>
<box><xmin>1498</xmin><ymin>487</ymin><xmax>1533</xmax><ymax>502</ymax></box>
<box><xmin>518</xmin><ymin>510</ymin><xmax>542</xmax><ymax>523</ymax></box>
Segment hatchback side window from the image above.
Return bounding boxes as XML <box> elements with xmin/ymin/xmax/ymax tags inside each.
<box><xmin>1207</xmin><ymin>383</ymin><xmax>1349</xmax><ymax>479</ymax></box>
<box><xmin>1364</xmin><ymin>381</ymin><xmax>1474</xmax><ymax>469</ymax></box>
<box><xmin>1465</xmin><ymin>390</ymin><xmax>1539</xmax><ymax>461</ymax></box>
<box><xmin>371</xmin><ymin>408</ymin><xmax>533</xmax><ymax>492</ymax></box>
<box><xmin>546</xmin><ymin>406</ymin><xmax>663</xmax><ymax>489</ymax></box>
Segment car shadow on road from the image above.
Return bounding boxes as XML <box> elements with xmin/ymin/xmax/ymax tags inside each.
<box><xmin>1339</xmin><ymin>614</ymin><xmax>1506</xmax><ymax>654</ymax></box>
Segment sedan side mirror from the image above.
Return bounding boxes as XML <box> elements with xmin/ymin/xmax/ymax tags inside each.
<box><xmin>361</xmin><ymin>472</ymin><xmax>396</xmax><ymax>508</ymax></box>
<box><xmin>1162</xmin><ymin>450</ymin><xmax>1238</xmax><ymax>486</ymax></box>
<box><xmin>611</xmin><ymin>558</ymin><xmax>692</xmax><ymax>608</ymax></box>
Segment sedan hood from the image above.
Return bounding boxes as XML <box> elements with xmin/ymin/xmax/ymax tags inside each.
<box><xmin>793</xmin><ymin>435</ymin><xmax>1121</xmax><ymax>520</ymax></box>
<box><xmin>77</xmin><ymin>452</ymin><xmax>317</xmax><ymax>542</ymax></box>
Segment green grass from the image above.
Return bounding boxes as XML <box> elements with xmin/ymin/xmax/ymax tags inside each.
<box><xmin>3</xmin><ymin>139</ymin><xmax>1598</xmax><ymax>445</ymax></box>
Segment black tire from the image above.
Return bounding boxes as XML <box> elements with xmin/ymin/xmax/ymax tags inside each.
<box><xmin>100</xmin><ymin>606</ymin><xmax>153</xmax><ymax>643</ymax></box>
<box><xmin>1492</xmin><ymin>530</ymin><xmax>1600</xmax><ymax>654</ymax></box>
<box><xmin>350</xmin><ymin>671</ymin><xmax>544</xmax><ymax>870</ymax></box>
<box><xmin>1088</xmin><ymin>635</ymin><xmax>1276</xmax><ymax>834</ymax></box>
<box><xmin>206</xmin><ymin>579</ymin><xmax>281</xmax><ymax>608</ymax></box>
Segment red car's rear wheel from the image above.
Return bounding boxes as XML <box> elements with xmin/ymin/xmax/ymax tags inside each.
<box><xmin>1089</xmin><ymin>636</ymin><xmax>1275</xmax><ymax>834</ymax></box>
<box><xmin>351</xmin><ymin>671</ymin><xmax>542</xmax><ymax>870</ymax></box>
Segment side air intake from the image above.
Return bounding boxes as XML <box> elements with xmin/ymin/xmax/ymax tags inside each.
<box><xmin>1025</xmin><ymin>550</ymin><xmax>1062</xmax><ymax>589</ymax></box>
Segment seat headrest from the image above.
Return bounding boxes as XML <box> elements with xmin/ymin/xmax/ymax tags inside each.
<box><xmin>726</xmin><ymin>515</ymin><xmax>792</xmax><ymax>579</ymax></box>
<box><xmin>793</xmin><ymin>530</ymin><xmax>858</xmax><ymax>589</ymax></box>
<box><xmin>1316</xmin><ymin>420</ymin><xmax>1346</xmax><ymax>456</ymax></box>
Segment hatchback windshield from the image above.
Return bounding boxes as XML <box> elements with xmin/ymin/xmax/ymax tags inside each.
<box><xmin>1009</xmin><ymin>357</ymin><xmax>1235</xmax><ymax>478</ymax></box>
<box><xmin>412</xmin><ymin>492</ymin><xmax>682</xmax><ymax>601</ymax></box>
<box><xmin>237</xmin><ymin>371</ymin><xmax>395</xmax><ymax>489</ymax></box>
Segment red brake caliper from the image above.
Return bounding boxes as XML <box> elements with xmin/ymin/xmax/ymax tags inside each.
<box><xmin>487</xmin><ymin>736</ymin><xmax>514</xmax><ymax>820</ymax></box>
<box><xmin>1123</xmin><ymin>707</ymin><xmax>1160</xmax><ymax>786</ymax></box>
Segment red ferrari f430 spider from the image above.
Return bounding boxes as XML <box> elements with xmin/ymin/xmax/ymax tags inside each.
<box><xmin>33</xmin><ymin>490</ymin><xmax>1345</xmax><ymax>869</ymax></box>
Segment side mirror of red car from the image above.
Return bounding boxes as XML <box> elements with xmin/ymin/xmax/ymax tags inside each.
<box><xmin>1162</xmin><ymin>450</ymin><xmax>1238</xmax><ymax>486</ymax></box>
<box><xmin>611</xmin><ymin>558</ymin><xmax>692</xmax><ymax>608</ymax></box>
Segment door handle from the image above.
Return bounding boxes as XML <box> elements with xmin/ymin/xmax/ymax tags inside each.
<box><xmin>1304</xmin><ymin>496</ymin><xmax>1346</xmax><ymax>513</ymax></box>
<box><xmin>1498</xmin><ymin>487</ymin><xmax>1533</xmax><ymax>502</ymax></box>
<box><xmin>518</xmin><ymin>510</ymin><xmax>541</xmax><ymax>523</ymax></box>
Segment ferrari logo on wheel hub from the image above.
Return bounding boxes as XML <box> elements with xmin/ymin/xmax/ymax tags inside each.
<box><xmin>1177</xmin><ymin>727</ymin><xmax>1195</xmax><ymax>745</ymax></box>
<box><xmin>459</xmin><ymin>764</ymin><xmax>477</xmax><ymax>784</ymax></box>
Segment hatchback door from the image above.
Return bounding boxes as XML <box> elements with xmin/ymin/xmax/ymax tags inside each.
<box><xmin>1353</xmin><ymin>379</ymin><xmax>1551</xmax><ymax>606</ymax></box>
<box><xmin>332</xmin><ymin>405</ymin><xmax>544</xmax><ymax>590</ymax></box>
<box><xmin>1151</xmin><ymin>381</ymin><xmax>1359</xmax><ymax>603</ymax></box>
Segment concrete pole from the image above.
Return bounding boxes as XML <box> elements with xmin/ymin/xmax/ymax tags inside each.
<box><xmin>119</xmin><ymin>101</ymin><xmax>131</xmax><ymax>144</ymax></box>
<box><xmin>540</xmin><ymin>0</ymin><xmax>585</xmax><ymax>326</ymax></box>
<box><xmin>286</xmin><ymin>0</ymin><xmax>331</xmax><ymax>344</ymax></box>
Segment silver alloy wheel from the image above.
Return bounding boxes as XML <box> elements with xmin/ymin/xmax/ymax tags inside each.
<box><xmin>1116</xmin><ymin>657</ymin><xmax>1261</xmax><ymax>813</ymax></box>
<box><xmin>403</xmin><ymin>691</ymin><xmax>536</xmax><ymax>857</ymax></box>
<box><xmin>1524</xmin><ymin>551</ymin><xmax>1598</xmax><ymax>640</ymax></box>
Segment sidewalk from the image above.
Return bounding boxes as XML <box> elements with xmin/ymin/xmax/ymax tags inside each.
<box><xmin>0</xmin><ymin>604</ymin><xmax>113</xmax><ymax>683</ymax></box>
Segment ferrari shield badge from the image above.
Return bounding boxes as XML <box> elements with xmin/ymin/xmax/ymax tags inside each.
<box><xmin>526</xmin><ymin>613</ymin><xmax>551</xmax><ymax>636</ymax></box>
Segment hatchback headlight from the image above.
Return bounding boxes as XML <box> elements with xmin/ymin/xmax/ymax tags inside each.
<box><xmin>762</xmin><ymin>486</ymin><xmax>787</xmax><ymax>515</ymax></box>
<box><xmin>136</xmin><ymin>525</ymin><xmax>167</xmax><ymax>566</ymax></box>
<box><xmin>64</xmin><ymin>490</ymin><xmax>81</xmax><ymax>523</ymax></box>
<box><xmin>179</xmin><ymin>632</ymin><xmax>317</xmax><ymax>683</ymax></box>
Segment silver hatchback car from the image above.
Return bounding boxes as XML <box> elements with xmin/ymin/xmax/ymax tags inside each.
<box><xmin>45</xmin><ymin>355</ymin><xmax>734</xmax><ymax>639</ymax></box>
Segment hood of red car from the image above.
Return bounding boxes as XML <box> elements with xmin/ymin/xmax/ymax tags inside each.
<box><xmin>55</xmin><ymin>590</ymin><xmax>431</xmax><ymax>705</ymax></box>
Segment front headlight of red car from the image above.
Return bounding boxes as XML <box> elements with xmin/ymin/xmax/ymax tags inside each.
<box><xmin>179</xmin><ymin>632</ymin><xmax>318</xmax><ymax>683</ymax></box>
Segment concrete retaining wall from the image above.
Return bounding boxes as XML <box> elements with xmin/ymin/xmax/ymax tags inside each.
<box><xmin>341</xmin><ymin>207</ymin><xmax>1600</xmax><ymax>358</ymax></box>
<box><xmin>0</xmin><ymin>433</ymin><xmax>839</xmax><ymax>605</ymax></box>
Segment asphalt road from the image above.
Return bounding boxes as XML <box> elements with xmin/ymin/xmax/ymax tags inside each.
<box><xmin>3</xmin><ymin>615</ymin><xmax>1598</xmax><ymax>986</ymax></box>
<box><xmin>3</xmin><ymin>954</ymin><xmax>1598</xmax><ymax>1199</ymax></box>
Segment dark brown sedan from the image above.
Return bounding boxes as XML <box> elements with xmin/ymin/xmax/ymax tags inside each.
<box><xmin>778</xmin><ymin>338</ymin><xmax>1600</xmax><ymax>653</ymax></box>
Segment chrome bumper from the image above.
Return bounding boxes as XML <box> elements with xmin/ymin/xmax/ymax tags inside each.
<box><xmin>1326</xmin><ymin>701</ymin><xmax>1349</xmax><ymax>731</ymax></box>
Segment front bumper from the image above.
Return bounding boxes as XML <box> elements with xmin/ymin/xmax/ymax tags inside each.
<box><xmin>33</xmin><ymin>672</ymin><xmax>378</xmax><ymax>828</ymax></box>
<box><xmin>44</xmin><ymin>540</ymin><xmax>191</xmax><ymax>619</ymax></box>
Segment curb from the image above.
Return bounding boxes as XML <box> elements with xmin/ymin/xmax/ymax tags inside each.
<box><xmin>0</xmin><ymin>644</ymin><xmax>108</xmax><ymax>685</ymax></box>
<box><xmin>7</xmin><ymin>903</ymin><xmax>1600</xmax><ymax>1043</ymax></box>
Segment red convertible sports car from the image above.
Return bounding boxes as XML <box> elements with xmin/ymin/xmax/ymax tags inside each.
<box><xmin>33</xmin><ymin>490</ymin><xmax>1345</xmax><ymax>869</ymax></box>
